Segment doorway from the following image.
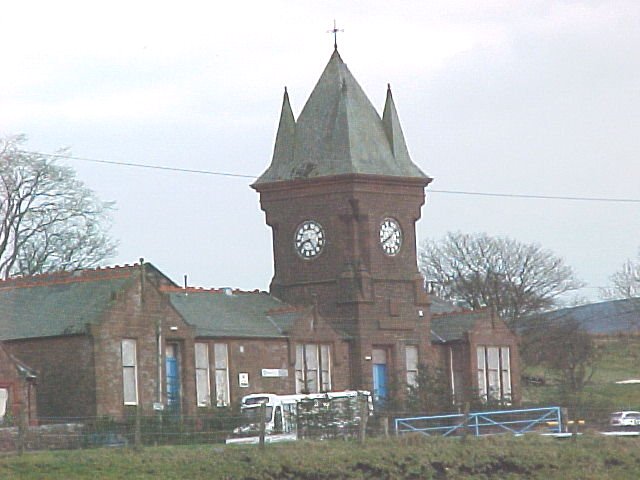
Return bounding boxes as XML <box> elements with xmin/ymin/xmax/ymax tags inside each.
<box><xmin>166</xmin><ymin>343</ymin><xmax>181</xmax><ymax>413</ymax></box>
<box><xmin>372</xmin><ymin>348</ymin><xmax>388</xmax><ymax>406</ymax></box>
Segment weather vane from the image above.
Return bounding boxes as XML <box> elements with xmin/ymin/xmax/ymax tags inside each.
<box><xmin>327</xmin><ymin>20</ymin><xmax>343</xmax><ymax>50</ymax></box>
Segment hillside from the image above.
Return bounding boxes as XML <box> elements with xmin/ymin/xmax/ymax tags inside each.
<box><xmin>522</xmin><ymin>335</ymin><xmax>640</xmax><ymax>424</ymax></box>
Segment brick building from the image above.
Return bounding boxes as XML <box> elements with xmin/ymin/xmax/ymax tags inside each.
<box><xmin>251</xmin><ymin>48</ymin><xmax>520</xmax><ymax>406</ymax></box>
<box><xmin>0</xmin><ymin>343</ymin><xmax>37</xmax><ymax>425</ymax></box>
<box><xmin>0</xmin><ymin>48</ymin><xmax>520</xmax><ymax>420</ymax></box>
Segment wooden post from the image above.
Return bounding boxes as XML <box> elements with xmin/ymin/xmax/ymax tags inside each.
<box><xmin>462</xmin><ymin>402</ymin><xmax>470</xmax><ymax>441</ymax></box>
<box><xmin>17</xmin><ymin>402</ymin><xmax>26</xmax><ymax>455</ymax></box>
<box><xmin>136</xmin><ymin>258</ymin><xmax>145</xmax><ymax>450</ymax></box>
<box><xmin>259</xmin><ymin>402</ymin><xmax>266</xmax><ymax>449</ymax></box>
<box><xmin>571</xmin><ymin>408</ymin><xmax>579</xmax><ymax>443</ymax></box>
<box><xmin>382</xmin><ymin>415</ymin><xmax>389</xmax><ymax>437</ymax></box>
<box><xmin>358</xmin><ymin>394</ymin><xmax>368</xmax><ymax>444</ymax></box>
<box><xmin>134</xmin><ymin>404</ymin><xmax>142</xmax><ymax>450</ymax></box>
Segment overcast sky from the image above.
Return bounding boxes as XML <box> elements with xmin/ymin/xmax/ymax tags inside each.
<box><xmin>1</xmin><ymin>1</ymin><xmax>639</xmax><ymax>303</ymax></box>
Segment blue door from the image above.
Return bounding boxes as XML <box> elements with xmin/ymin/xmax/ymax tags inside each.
<box><xmin>372</xmin><ymin>348</ymin><xmax>388</xmax><ymax>405</ymax></box>
<box><xmin>373</xmin><ymin>364</ymin><xmax>388</xmax><ymax>403</ymax></box>
<box><xmin>166</xmin><ymin>344</ymin><xmax>180</xmax><ymax>413</ymax></box>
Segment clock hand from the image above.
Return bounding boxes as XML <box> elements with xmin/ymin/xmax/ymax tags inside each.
<box><xmin>302</xmin><ymin>238</ymin><xmax>316</xmax><ymax>250</ymax></box>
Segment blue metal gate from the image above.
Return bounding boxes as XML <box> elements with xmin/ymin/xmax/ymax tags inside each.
<box><xmin>395</xmin><ymin>406</ymin><xmax>563</xmax><ymax>437</ymax></box>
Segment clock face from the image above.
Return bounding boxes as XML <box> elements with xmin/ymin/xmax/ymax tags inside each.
<box><xmin>294</xmin><ymin>220</ymin><xmax>325</xmax><ymax>259</ymax></box>
<box><xmin>379</xmin><ymin>218</ymin><xmax>402</xmax><ymax>256</ymax></box>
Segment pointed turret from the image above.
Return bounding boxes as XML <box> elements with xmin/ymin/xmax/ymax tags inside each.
<box><xmin>263</xmin><ymin>87</ymin><xmax>295</xmax><ymax>179</ymax></box>
<box><xmin>382</xmin><ymin>84</ymin><xmax>414</xmax><ymax>172</ymax></box>
<box><xmin>254</xmin><ymin>50</ymin><xmax>428</xmax><ymax>185</ymax></box>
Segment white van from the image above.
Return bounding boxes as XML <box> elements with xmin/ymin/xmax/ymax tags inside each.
<box><xmin>226</xmin><ymin>390</ymin><xmax>372</xmax><ymax>445</ymax></box>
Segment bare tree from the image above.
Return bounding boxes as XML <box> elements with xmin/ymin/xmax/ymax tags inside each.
<box><xmin>0</xmin><ymin>135</ymin><xmax>117</xmax><ymax>278</ymax></box>
<box><xmin>522</xmin><ymin>315</ymin><xmax>598</xmax><ymax>419</ymax></box>
<box><xmin>419</xmin><ymin>232</ymin><xmax>583</xmax><ymax>326</ymax></box>
<box><xmin>601</xmin><ymin>249</ymin><xmax>640</xmax><ymax>299</ymax></box>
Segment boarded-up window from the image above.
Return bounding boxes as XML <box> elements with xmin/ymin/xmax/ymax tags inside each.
<box><xmin>0</xmin><ymin>388</ymin><xmax>8</xmax><ymax>419</ymax></box>
<box><xmin>477</xmin><ymin>346</ymin><xmax>512</xmax><ymax>403</ymax></box>
<box><xmin>305</xmin><ymin>345</ymin><xmax>319</xmax><ymax>393</ymax></box>
<box><xmin>122</xmin><ymin>339</ymin><xmax>138</xmax><ymax>405</ymax></box>
<box><xmin>500</xmin><ymin>347</ymin><xmax>512</xmax><ymax>401</ymax></box>
<box><xmin>195</xmin><ymin>343</ymin><xmax>211</xmax><ymax>407</ymax></box>
<box><xmin>477</xmin><ymin>347</ymin><xmax>487</xmax><ymax>399</ymax></box>
<box><xmin>214</xmin><ymin>343</ymin><xmax>230</xmax><ymax>407</ymax></box>
<box><xmin>320</xmin><ymin>345</ymin><xmax>331</xmax><ymax>391</ymax></box>
<box><xmin>405</xmin><ymin>346</ymin><xmax>419</xmax><ymax>388</ymax></box>
<box><xmin>295</xmin><ymin>345</ymin><xmax>304</xmax><ymax>393</ymax></box>
<box><xmin>487</xmin><ymin>347</ymin><xmax>500</xmax><ymax>400</ymax></box>
<box><xmin>295</xmin><ymin>344</ymin><xmax>331</xmax><ymax>394</ymax></box>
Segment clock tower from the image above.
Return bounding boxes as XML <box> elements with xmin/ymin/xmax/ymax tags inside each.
<box><xmin>252</xmin><ymin>49</ymin><xmax>433</xmax><ymax>403</ymax></box>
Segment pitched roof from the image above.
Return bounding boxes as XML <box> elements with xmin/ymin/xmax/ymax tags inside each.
<box><xmin>430</xmin><ymin>310</ymin><xmax>489</xmax><ymax>343</ymax></box>
<box><xmin>255</xmin><ymin>49</ymin><xmax>429</xmax><ymax>185</ymax></box>
<box><xmin>165</xmin><ymin>287</ymin><xmax>305</xmax><ymax>338</ymax></box>
<box><xmin>429</xmin><ymin>297</ymin><xmax>463</xmax><ymax>315</ymax></box>
<box><xmin>0</xmin><ymin>342</ymin><xmax>37</xmax><ymax>379</ymax></box>
<box><xmin>533</xmin><ymin>297</ymin><xmax>640</xmax><ymax>334</ymax></box>
<box><xmin>0</xmin><ymin>266</ymin><xmax>139</xmax><ymax>340</ymax></box>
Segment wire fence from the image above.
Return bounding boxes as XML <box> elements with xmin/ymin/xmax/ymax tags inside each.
<box><xmin>0</xmin><ymin>402</ymin><xmax>376</xmax><ymax>453</ymax></box>
<box><xmin>0</xmin><ymin>401</ymin><xmax>637</xmax><ymax>454</ymax></box>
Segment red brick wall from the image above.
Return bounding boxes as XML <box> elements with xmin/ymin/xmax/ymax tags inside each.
<box><xmin>194</xmin><ymin>336</ymin><xmax>352</xmax><ymax>408</ymax></box>
<box><xmin>256</xmin><ymin>175</ymin><xmax>434</xmax><ymax>400</ymax></box>
<box><xmin>91</xmin><ymin>274</ymin><xmax>197</xmax><ymax>418</ymax></box>
<box><xmin>6</xmin><ymin>336</ymin><xmax>95</xmax><ymax>420</ymax></box>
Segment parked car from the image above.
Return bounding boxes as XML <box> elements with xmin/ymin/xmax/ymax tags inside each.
<box><xmin>609</xmin><ymin>411</ymin><xmax>640</xmax><ymax>427</ymax></box>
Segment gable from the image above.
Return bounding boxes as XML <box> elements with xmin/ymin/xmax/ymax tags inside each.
<box><xmin>431</xmin><ymin>309</ymin><xmax>516</xmax><ymax>344</ymax></box>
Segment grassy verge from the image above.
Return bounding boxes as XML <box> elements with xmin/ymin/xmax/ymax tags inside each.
<box><xmin>0</xmin><ymin>435</ymin><xmax>639</xmax><ymax>479</ymax></box>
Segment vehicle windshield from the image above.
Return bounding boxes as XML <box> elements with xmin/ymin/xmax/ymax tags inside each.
<box><xmin>241</xmin><ymin>405</ymin><xmax>273</xmax><ymax>425</ymax></box>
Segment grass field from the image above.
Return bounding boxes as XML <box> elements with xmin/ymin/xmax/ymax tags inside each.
<box><xmin>0</xmin><ymin>434</ymin><xmax>638</xmax><ymax>479</ymax></box>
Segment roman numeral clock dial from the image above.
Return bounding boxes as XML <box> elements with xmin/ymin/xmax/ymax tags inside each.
<box><xmin>294</xmin><ymin>220</ymin><xmax>325</xmax><ymax>259</ymax></box>
<box><xmin>379</xmin><ymin>218</ymin><xmax>402</xmax><ymax>256</ymax></box>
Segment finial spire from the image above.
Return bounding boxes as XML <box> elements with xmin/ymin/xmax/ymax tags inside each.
<box><xmin>327</xmin><ymin>20</ymin><xmax>343</xmax><ymax>50</ymax></box>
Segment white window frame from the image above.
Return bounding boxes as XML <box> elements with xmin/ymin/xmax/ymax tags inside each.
<box><xmin>477</xmin><ymin>345</ymin><xmax>512</xmax><ymax>403</ymax></box>
<box><xmin>121</xmin><ymin>339</ymin><xmax>138</xmax><ymax>405</ymax></box>
<box><xmin>500</xmin><ymin>347</ymin><xmax>512</xmax><ymax>401</ymax></box>
<box><xmin>405</xmin><ymin>345</ymin><xmax>419</xmax><ymax>388</ymax></box>
<box><xmin>195</xmin><ymin>343</ymin><xmax>211</xmax><ymax>407</ymax></box>
<box><xmin>214</xmin><ymin>343</ymin><xmax>230</xmax><ymax>407</ymax></box>
<box><xmin>295</xmin><ymin>344</ymin><xmax>331</xmax><ymax>394</ymax></box>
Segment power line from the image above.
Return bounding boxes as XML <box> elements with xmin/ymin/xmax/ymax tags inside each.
<box><xmin>26</xmin><ymin>150</ymin><xmax>640</xmax><ymax>204</ymax></box>
<box><xmin>430</xmin><ymin>189</ymin><xmax>640</xmax><ymax>204</ymax></box>
<box><xmin>34</xmin><ymin>151</ymin><xmax>256</xmax><ymax>179</ymax></box>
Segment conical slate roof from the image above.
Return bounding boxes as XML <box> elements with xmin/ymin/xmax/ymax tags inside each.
<box><xmin>255</xmin><ymin>50</ymin><xmax>428</xmax><ymax>184</ymax></box>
